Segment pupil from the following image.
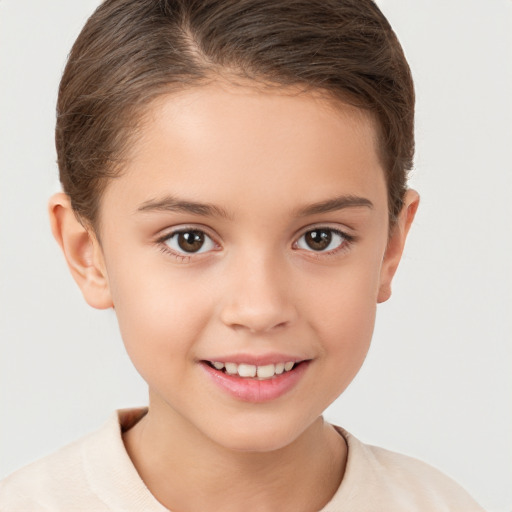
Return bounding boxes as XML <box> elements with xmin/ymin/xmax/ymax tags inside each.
<box><xmin>306</xmin><ymin>230</ymin><xmax>331</xmax><ymax>251</ymax></box>
<box><xmin>178</xmin><ymin>231</ymin><xmax>204</xmax><ymax>252</ymax></box>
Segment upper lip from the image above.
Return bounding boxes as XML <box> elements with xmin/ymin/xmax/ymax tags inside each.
<box><xmin>200</xmin><ymin>353</ymin><xmax>310</xmax><ymax>366</ymax></box>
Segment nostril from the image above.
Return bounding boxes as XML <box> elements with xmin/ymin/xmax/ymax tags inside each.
<box><xmin>220</xmin><ymin>307</ymin><xmax>295</xmax><ymax>334</ymax></box>
<box><xmin>218</xmin><ymin>277</ymin><xmax>298</xmax><ymax>333</ymax></box>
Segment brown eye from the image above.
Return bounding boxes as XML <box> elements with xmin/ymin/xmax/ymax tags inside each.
<box><xmin>165</xmin><ymin>229</ymin><xmax>215</xmax><ymax>254</ymax></box>
<box><xmin>296</xmin><ymin>228</ymin><xmax>346</xmax><ymax>252</ymax></box>
<box><xmin>305</xmin><ymin>230</ymin><xmax>331</xmax><ymax>250</ymax></box>
<box><xmin>177</xmin><ymin>231</ymin><xmax>204</xmax><ymax>252</ymax></box>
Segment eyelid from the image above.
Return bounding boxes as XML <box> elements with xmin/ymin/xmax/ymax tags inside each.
<box><xmin>293</xmin><ymin>222</ymin><xmax>355</xmax><ymax>242</ymax></box>
<box><xmin>156</xmin><ymin>224</ymin><xmax>221</xmax><ymax>260</ymax></box>
<box><xmin>292</xmin><ymin>224</ymin><xmax>356</xmax><ymax>254</ymax></box>
<box><xmin>156</xmin><ymin>223</ymin><xmax>219</xmax><ymax>242</ymax></box>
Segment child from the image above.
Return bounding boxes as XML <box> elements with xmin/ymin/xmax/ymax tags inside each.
<box><xmin>0</xmin><ymin>0</ymin><xmax>486</xmax><ymax>510</ymax></box>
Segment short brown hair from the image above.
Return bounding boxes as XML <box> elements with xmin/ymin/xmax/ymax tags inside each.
<box><xmin>56</xmin><ymin>0</ymin><xmax>414</xmax><ymax>228</ymax></box>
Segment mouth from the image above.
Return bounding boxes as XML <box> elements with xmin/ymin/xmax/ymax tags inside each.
<box><xmin>201</xmin><ymin>358</ymin><xmax>310</xmax><ymax>402</ymax></box>
<box><xmin>204</xmin><ymin>360</ymin><xmax>302</xmax><ymax>380</ymax></box>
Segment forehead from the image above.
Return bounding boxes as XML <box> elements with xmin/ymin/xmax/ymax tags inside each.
<box><xmin>101</xmin><ymin>81</ymin><xmax>387</xmax><ymax>220</ymax></box>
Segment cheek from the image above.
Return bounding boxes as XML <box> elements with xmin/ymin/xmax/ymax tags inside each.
<box><xmin>307</xmin><ymin>254</ymin><xmax>381</xmax><ymax>327</ymax></box>
<box><xmin>303</xmin><ymin>258</ymin><xmax>381</xmax><ymax>376</ymax></box>
<box><xmin>105</xmin><ymin>256</ymin><xmax>212</xmax><ymax>375</ymax></box>
<box><xmin>318</xmin><ymin>285</ymin><xmax>377</xmax><ymax>358</ymax></box>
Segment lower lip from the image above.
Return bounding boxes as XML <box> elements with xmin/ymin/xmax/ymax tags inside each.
<box><xmin>201</xmin><ymin>361</ymin><xmax>309</xmax><ymax>403</ymax></box>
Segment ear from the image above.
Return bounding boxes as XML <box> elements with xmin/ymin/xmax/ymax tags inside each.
<box><xmin>48</xmin><ymin>192</ymin><xmax>113</xmax><ymax>309</ymax></box>
<box><xmin>377</xmin><ymin>189</ymin><xmax>420</xmax><ymax>303</ymax></box>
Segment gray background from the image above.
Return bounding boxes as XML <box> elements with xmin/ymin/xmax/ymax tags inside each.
<box><xmin>1</xmin><ymin>1</ymin><xmax>511</xmax><ymax>510</ymax></box>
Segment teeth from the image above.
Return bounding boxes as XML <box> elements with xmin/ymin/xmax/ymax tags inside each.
<box><xmin>225</xmin><ymin>362</ymin><xmax>238</xmax><ymax>375</ymax></box>
<box><xmin>210</xmin><ymin>360</ymin><xmax>297</xmax><ymax>379</ymax></box>
<box><xmin>256</xmin><ymin>364</ymin><xmax>275</xmax><ymax>379</ymax></box>
<box><xmin>238</xmin><ymin>364</ymin><xmax>257</xmax><ymax>378</ymax></box>
<box><xmin>275</xmin><ymin>363</ymin><xmax>285</xmax><ymax>375</ymax></box>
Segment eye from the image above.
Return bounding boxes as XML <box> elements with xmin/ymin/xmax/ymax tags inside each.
<box><xmin>164</xmin><ymin>229</ymin><xmax>216</xmax><ymax>254</ymax></box>
<box><xmin>295</xmin><ymin>228</ymin><xmax>347</xmax><ymax>252</ymax></box>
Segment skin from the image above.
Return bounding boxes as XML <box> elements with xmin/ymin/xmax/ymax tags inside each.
<box><xmin>50</xmin><ymin>81</ymin><xmax>418</xmax><ymax>512</ymax></box>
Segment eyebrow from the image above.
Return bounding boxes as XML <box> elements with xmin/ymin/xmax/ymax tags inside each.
<box><xmin>137</xmin><ymin>195</ymin><xmax>232</xmax><ymax>219</ymax></box>
<box><xmin>137</xmin><ymin>193</ymin><xmax>373</xmax><ymax>219</ymax></box>
<box><xmin>296</xmin><ymin>195</ymin><xmax>373</xmax><ymax>216</ymax></box>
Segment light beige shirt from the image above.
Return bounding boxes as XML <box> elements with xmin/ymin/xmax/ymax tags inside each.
<box><xmin>0</xmin><ymin>408</ymin><xmax>485</xmax><ymax>511</ymax></box>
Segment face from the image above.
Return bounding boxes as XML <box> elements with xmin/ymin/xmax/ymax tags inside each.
<box><xmin>92</xmin><ymin>82</ymin><xmax>400</xmax><ymax>452</ymax></box>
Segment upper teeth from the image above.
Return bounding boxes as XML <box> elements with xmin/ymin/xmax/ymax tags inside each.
<box><xmin>211</xmin><ymin>361</ymin><xmax>296</xmax><ymax>379</ymax></box>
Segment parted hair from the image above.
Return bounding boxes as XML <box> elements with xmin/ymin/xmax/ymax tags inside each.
<box><xmin>56</xmin><ymin>0</ymin><xmax>414</xmax><ymax>228</ymax></box>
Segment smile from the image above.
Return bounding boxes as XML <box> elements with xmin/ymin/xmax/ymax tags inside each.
<box><xmin>201</xmin><ymin>359</ymin><xmax>310</xmax><ymax>402</ymax></box>
<box><xmin>207</xmin><ymin>361</ymin><xmax>297</xmax><ymax>380</ymax></box>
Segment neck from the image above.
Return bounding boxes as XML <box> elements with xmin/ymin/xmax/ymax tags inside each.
<box><xmin>122</xmin><ymin>399</ymin><xmax>347</xmax><ymax>512</ymax></box>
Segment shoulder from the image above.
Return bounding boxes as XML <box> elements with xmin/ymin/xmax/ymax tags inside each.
<box><xmin>323</xmin><ymin>427</ymin><xmax>486</xmax><ymax>512</ymax></box>
<box><xmin>0</xmin><ymin>408</ymin><xmax>164</xmax><ymax>512</ymax></box>
<box><xmin>0</xmin><ymin>428</ymin><xmax>104</xmax><ymax>511</ymax></box>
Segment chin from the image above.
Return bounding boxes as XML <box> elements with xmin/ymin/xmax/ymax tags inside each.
<box><xmin>215</xmin><ymin>433</ymin><xmax>295</xmax><ymax>453</ymax></box>
<box><xmin>204</xmin><ymin>414</ymin><xmax>320</xmax><ymax>454</ymax></box>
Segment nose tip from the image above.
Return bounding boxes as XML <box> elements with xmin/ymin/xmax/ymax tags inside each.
<box><xmin>221</xmin><ymin>301</ymin><xmax>292</xmax><ymax>334</ymax></box>
<box><xmin>219</xmin><ymin>260</ymin><xmax>297</xmax><ymax>334</ymax></box>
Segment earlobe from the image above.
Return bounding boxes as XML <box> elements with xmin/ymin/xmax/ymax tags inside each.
<box><xmin>48</xmin><ymin>192</ymin><xmax>113</xmax><ymax>309</ymax></box>
<box><xmin>377</xmin><ymin>189</ymin><xmax>420</xmax><ymax>303</ymax></box>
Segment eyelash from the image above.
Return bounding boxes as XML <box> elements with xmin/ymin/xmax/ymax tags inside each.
<box><xmin>156</xmin><ymin>227</ymin><xmax>219</xmax><ymax>263</ymax></box>
<box><xmin>293</xmin><ymin>227</ymin><xmax>355</xmax><ymax>258</ymax></box>
<box><xmin>156</xmin><ymin>225</ymin><xmax>355</xmax><ymax>262</ymax></box>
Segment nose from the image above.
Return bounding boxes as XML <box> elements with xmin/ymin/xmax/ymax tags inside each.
<box><xmin>219</xmin><ymin>253</ymin><xmax>298</xmax><ymax>334</ymax></box>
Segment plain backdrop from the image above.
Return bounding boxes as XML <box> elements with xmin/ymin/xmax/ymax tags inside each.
<box><xmin>0</xmin><ymin>1</ymin><xmax>511</xmax><ymax>510</ymax></box>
